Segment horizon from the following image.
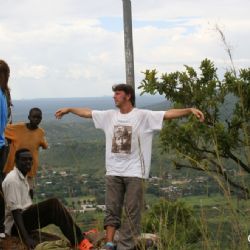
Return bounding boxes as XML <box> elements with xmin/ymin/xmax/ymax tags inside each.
<box><xmin>12</xmin><ymin>93</ymin><xmax>165</xmax><ymax>101</ymax></box>
<box><xmin>10</xmin><ymin>94</ymin><xmax>170</xmax><ymax>122</ymax></box>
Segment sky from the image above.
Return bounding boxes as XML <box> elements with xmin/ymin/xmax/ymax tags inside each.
<box><xmin>0</xmin><ymin>0</ymin><xmax>249</xmax><ymax>100</ymax></box>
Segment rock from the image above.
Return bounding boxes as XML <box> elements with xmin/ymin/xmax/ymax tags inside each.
<box><xmin>0</xmin><ymin>231</ymin><xmax>62</xmax><ymax>250</ymax></box>
<box><xmin>0</xmin><ymin>236</ymin><xmax>27</xmax><ymax>250</ymax></box>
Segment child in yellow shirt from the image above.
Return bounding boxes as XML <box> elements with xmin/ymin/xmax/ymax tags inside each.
<box><xmin>4</xmin><ymin>108</ymin><xmax>48</xmax><ymax>197</ymax></box>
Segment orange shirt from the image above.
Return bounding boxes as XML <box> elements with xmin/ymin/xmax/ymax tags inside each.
<box><xmin>3</xmin><ymin>123</ymin><xmax>48</xmax><ymax>177</ymax></box>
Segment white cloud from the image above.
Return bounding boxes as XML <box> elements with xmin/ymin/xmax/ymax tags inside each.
<box><xmin>17</xmin><ymin>65</ymin><xmax>48</xmax><ymax>79</ymax></box>
<box><xmin>0</xmin><ymin>0</ymin><xmax>249</xmax><ymax>99</ymax></box>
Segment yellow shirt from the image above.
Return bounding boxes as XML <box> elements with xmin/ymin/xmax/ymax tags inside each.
<box><xmin>3</xmin><ymin>123</ymin><xmax>48</xmax><ymax>177</ymax></box>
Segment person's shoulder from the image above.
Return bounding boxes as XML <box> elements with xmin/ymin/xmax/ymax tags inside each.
<box><xmin>3</xmin><ymin>169</ymin><xmax>18</xmax><ymax>186</ymax></box>
<box><xmin>7</xmin><ymin>122</ymin><xmax>26</xmax><ymax>129</ymax></box>
<box><xmin>93</xmin><ymin>109</ymin><xmax>116</xmax><ymax>115</ymax></box>
<box><xmin>135</xmin><ymin>108</ymin><xmax>148</xmax><ymax>113</ymax></box>
<box><xmin>108</xmin><ymin>109</ymin><xmax>117</xmax><ymax>114</ymax></box>
<box><xmin>136</xmin><ymin>108</ymin><xmax>164</xmax><ymax>114</ymax></box>
<box><xmin>98</xmin><ymin>109</ymin><xmax>116</xmax><ymax>112</ymax></box>
<box><xmin>133</xmin><ymin>108</ymin><xmax>151</xmax><ymax>115</ymax></box>
<box><xmin>36</xmin><ymin>127</ymin><xmax>46</xmax><ymax>134</ymax></box>
<box><xmin>108</xmin><ymin>109</ymin><xmax>120</xmax><ymax>117</ymax></box>
<box><xmin>133</xmin><ymin>109</ymin><xmax>164</xmax><ymax>120</ymax></box>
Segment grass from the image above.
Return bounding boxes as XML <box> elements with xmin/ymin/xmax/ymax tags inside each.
<box><xmin>40</xmin><ymin>193</ymin><xmax>250</xmax><ymax>249</ymax></box>
<box><xmin>142</xmin><ymin>193</ymin><xmax>250</xmax><ymax>250</ymax></box>
<box><xmin>182</xmin><ymin>194</ymin><xmax>250</xmax><ymax>248</ymax></box>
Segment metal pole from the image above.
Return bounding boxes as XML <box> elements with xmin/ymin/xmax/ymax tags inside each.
<box><xmin>122</xmin><ymin>0</ymin><xmax>135</xmax><ymax>89</ymax></box>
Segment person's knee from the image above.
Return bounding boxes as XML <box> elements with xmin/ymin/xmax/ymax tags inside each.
<box><xmin>47</xmin><ymin>197</ymin><xmax>61</xmax><ymax>207</ymax></box>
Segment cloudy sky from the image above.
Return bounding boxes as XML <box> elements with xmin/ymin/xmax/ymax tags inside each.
<box><xmin>0</xmin><ymin>0</ymin><xmax>249</xmax><ymax>100</ymax></box>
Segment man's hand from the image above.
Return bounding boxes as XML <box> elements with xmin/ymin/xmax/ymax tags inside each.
<box><xmin>55</xmin><ymin>108</ymin><xmax>69</xmax><ymax>119</ymax></box>
<box><xmin>55</xmin><ymin>107</ymin><xmax>92</xmax><ymax>119</ymax></box>
<box><xmin>25</xmin><ymin>237</ymin><xmax>37</xmax><ymax>249</ymax></box>
<box><xmin>190</xmin><ymin>108</ymin><xmax>205</xmax><ymax>122</ymax></box>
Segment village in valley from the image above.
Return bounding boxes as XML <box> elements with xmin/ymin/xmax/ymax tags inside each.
<box><xmin>35</xmin><ymin>160</ymin><xmax>218</xmax><ymax>213</ymax></box>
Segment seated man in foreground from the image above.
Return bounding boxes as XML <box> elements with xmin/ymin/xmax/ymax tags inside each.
<box><xmin>2</xmin><ymin>148</ymin><xmax>93</xmax><ymax>250</ymax></box>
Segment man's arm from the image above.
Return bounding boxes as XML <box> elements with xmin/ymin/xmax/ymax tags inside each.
<box><xmin>12</xmin><ymin>209</ymin><xmax>36</xmax><ymax>249</ymax></box>
<box><xmin>41</xmin><ymin>139</ymin><xmax>48</xmax><ymax>149</ymax></box>
<box><xmin>164</xmin><ymin>108</ymin><xmax>204</xmax><ymax>122</ymax></box>
<box><xmin>40</xmin><ymin>130</ymin><xmax>48</xmax><ymax>149</ymax></box>
<box><xmin>55</xmin><ymin>107</ymin><xmax>92</xmax><ymax>119</ymax></box>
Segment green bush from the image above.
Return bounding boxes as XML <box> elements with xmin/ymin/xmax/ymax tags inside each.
<box><xmin>142</xmin><ymin>199</ymin><xmax>201</xmax><ymax>249</ymax></box>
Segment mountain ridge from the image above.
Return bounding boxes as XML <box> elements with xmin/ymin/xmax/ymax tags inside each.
<box><xmin>11</xmin><ymin>95</ymin><xmax>171</xmax><ymax>122</ymax></box>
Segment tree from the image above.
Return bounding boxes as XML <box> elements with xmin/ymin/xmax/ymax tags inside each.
<box><xmin>139</xmin><ymin>59</ymin><xmax>250</xmax><ymax>197</ymax></box>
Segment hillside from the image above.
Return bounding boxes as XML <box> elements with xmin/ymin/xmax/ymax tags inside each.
<box><xmin>4</xmin><ymin>96</ymin><xmax>250</xmax><ymax>250</ymax></box>
<box><xmin>11</xmin><ymin>95</ymin><xmax>170</xmax><ymax>122</ymax></box>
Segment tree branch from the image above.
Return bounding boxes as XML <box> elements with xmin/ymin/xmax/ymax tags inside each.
<box><xmin>210</xmin><ymin>159</ymin><xmax>249</xmax><ymax>196</ymax></box>
<box><xmin>174</xmin><ymin>161</ymin><xmax>249</xmax><ymax>197</ymax></box>
<box><xmin>188</xmin><ymin>143</ymin><xmax>227</xmax><ymax>159</ymax></box>
<box><xmin>174</xmin><ymin>162</ymin><xmax>218</xmax><ymax>173</ymax></box>
<box><xmin>227</xmin><ymin>151</ymin><xmax>250</xmax><ymax>173</ymax></box>
<box><xmin>188</xmin><ymin>140</ymin><xmax>250</xmax><ymax>173</ymax></box>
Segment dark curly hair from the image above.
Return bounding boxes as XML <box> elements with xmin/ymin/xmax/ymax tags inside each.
<box><xmin>0</xmin><ymin>60</ymin><xmax>10</xmax><ymax>92</ymax></box>
<box><xmin>112</xmin><ymin>83</ymin><xmax>135</xmax><ymax>107</ymax></box>
<box><xmin>15</xmin><ymin>148</ymin><xmax>31</xmax><ymax>162</ymax></box>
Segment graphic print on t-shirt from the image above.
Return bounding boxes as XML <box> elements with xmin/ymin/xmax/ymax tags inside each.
<box><xmin>112</xmin><ymin>125</ymin><xmax>132</xmax><ymax>154</ymax></box>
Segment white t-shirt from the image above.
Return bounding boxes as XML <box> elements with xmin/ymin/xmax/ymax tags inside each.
<box><xmin>92</xmin><ymin>108</ymin><xmax>165</xmax><ymax>178</ymax></box>
<box><xmin>2</xmin><ymin>167</ymin><xmax>32</xmax><ymax>235</ymax></box>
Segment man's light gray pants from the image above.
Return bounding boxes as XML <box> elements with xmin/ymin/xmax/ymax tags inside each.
<box><xmin>105</xmin><ymin>176</ymin><xmax>144</xmax><ymax>250</ymax></box>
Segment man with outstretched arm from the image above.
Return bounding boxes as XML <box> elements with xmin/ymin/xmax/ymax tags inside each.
<box><xmin>2</xmin><ymin>148</ymin><xmax>93</xmax><ymax>250</ymax></box>
<box><xmin>55</xmin><ymin>84</ymin><xmax>204</xmax><ymax>250</ymax></box>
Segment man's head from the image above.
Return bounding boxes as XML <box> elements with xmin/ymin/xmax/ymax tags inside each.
<box><xmin>112</xmin><ymin>84</ymin><xmax>135</xmax><ymax>108</ymax></box>
<box><xmin>15</xmin><ymin>149</ymin><xmax>33</xmax><ymax>176</ymax></box>
<box><xmin>28</xmin><ymin>108</ymin><xmax>42</xmax><ymax>129</ymax></box>
<box><xmin>0</xmin><ymin>60</ymin><xmax>10</xmax><ymax>91</ymax></box>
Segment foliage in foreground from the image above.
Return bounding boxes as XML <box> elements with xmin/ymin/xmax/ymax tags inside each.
<box><xmin>142</xmin><ymin>199</ymin><xmax>201</xmax><ymax>249</ymax></box>
<box><xmin>139</xmin><ymin>59</ymin><xmax>250</xmax><ymax>197</ymax></box>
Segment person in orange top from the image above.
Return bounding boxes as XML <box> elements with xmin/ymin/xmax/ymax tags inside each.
<box><xmin>3</xmin><ymin>107</ymin><xmax>48</xmax><ymax>196</ymax></box>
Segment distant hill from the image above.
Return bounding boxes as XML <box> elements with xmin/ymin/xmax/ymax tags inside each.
<box><xmin>11</xmin><ymin>95</ymin><xmax>171</xmax><ymax>122</ymax></box>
